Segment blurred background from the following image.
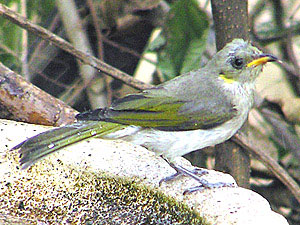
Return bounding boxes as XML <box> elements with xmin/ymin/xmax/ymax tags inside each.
<box><xmin>0</xmin><ymin>0</ymin><xmax>299</xmax><ymax>223</ymax></box>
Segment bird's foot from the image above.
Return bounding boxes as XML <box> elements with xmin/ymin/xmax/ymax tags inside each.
<box><xmin>160</xmin><ymin>157</ymin><xmax>235</xmax><ymax>194</ymax></box>
<box><xmin>159</xmin><ymin>171</ymin><xmax>182</xmax><ymax>185</ymax></box>
<box><xmin>182</xmin><ymin>181</ymin><xmax>235</xmax><ymax>195</ymax></box>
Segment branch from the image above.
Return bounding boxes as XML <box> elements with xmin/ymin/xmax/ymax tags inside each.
<box><xmin>0</xmin><ymin>62</ymin><xmax>77</xmax><ymax>126</ymax></box>
<box><xmin>232</xmin><ymin>133</ymin><xmax>300</xmax><ymax>205</ymax></box>
<box><xmin>55</xmin><ymin>0</ymin><xmax>107</xmax><ymax>109</ymax></box>
<box><xmin>0</xmin><ymin>3</ymin><xmax>152</xmax><ymax>90</ymax></box>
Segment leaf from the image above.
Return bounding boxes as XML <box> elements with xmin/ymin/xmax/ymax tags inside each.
<box><xmin>153</xmin><ymin>0</ymin><xmax>209</xmax><ymax>80</ymax></box>
<box><xmin>180</xmin><ymin>38</ymin><xmax>207</xmax><ymax>74</ymax></box>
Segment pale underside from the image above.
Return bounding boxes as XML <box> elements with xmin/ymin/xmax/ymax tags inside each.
<box><xmin>104</xmin><ymin>81</ymin><xmax>255</xmax><ymax>161</ymax></box>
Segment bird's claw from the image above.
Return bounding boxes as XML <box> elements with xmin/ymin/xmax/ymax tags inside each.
<box><xmin>183</xmin><ymin>182</ymin><xmax>235</xmax><ymax>195</ymax></box>
<box><xmin>160</xmin><ymin>157</ymin><xmax>235</xmax><ymax>194</ymax></box>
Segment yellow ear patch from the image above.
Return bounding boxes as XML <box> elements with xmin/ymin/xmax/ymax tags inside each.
<box><xmin>219</xmin><ymin>74</ymin><xmax>235</xmax><ymax>84</ymax></box>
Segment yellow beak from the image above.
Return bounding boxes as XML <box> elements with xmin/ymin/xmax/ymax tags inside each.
<box><xmin>247</xmin><ymin>54</ymin><xmax>277</xmax><ymax>67</ymax></box>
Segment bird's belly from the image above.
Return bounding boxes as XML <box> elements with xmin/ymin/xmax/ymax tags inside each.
<box><xmin>102</xmin><ymin>105</ymin><xmax>248</xmax><ymax>162</ymax></box>
<box><xmin>122</xmin><ymin>113</ymin><xmax>247</xmax><ymax>161</ymax></box>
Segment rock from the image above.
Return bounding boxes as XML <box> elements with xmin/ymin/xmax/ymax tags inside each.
<box><xmin>0</xmin><ymin>119</ymin><xmax>289</xmax><ymax>225</ymax></box>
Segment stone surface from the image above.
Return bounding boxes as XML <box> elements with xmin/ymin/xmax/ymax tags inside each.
<box><xmin>0</xmin><ymin>119</ymin><xmax>289</xmax><ymax>225</ymax></box>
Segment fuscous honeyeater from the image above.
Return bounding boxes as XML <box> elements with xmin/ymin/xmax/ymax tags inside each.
<box><xmin>13</xmin><ymin>39</ymin><xmax>277</xmax><ymax>192</ymax></box>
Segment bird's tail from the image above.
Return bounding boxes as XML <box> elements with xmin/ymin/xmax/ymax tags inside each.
<box><xmin>12</xmin><ymin>121</ymin><xmax>125</xmax><ymax>169</ymax></box>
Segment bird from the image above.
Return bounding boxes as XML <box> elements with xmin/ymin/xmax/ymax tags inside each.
<box><xmin>13</xmin><ymin>39</ymin><xmax>277</xmax><ymax>193</ymax></box>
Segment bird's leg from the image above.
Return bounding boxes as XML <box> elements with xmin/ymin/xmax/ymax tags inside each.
<box><xmin>159</xmin><ymin>157</ymin><xmax>208</xmax><ymax>185</ymax></box>
<box><xmin>159</xmin><ymin>160</ymin><xmax>212</xmax><ymax>189</ymax></box>
<box><xmin>159</xmin><ymin>157</ymin><xmax>235</xmax><ymax>195</ymax></box>
<box><xmin>158</xmin><ymin>160</ymin><xmax>183</xmax><ymax>185</ymax></box>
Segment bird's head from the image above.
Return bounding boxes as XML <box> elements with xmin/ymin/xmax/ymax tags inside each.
<box><xmin>211</xmin><ymin>39</ymin><xmax>277</xmax><ymax>84</ymax></box>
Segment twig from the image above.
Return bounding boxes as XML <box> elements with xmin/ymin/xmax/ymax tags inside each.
<box><xmin>0</xmin><ymin>42</ymin><xmax>20</xmax><ymax>59</ymax></box>
<box><xmin>20</xmin><ymin>0</ymin><xmax>29</xmax><ymax>80</ymax></box>
<box><xmin>56</xmin><ymin>0</ymin><xmax>107</xmax><ymax>109</ymax></box>
<box><xmin>102</xmin><ymin>36</ymin><xmax>157</xmax><ymax>65</ymax></box>
<box><xmin>232</xmin><ymin>133</ymin><xmax>300</xmax><ymax>205</ymax></box>
<box><xmin>28</xmin><ymin>14</ymin><xmax>61</xmax><ymax>81</ymax></box>
<box><xmin>0</xmin><ymin>3</ymin><xmax>152</xmax><ymax>90</ymax></box>
<box><xmin>86</xmin><ymin>0</ymin><xmax>112</xmax><ymax>105</ymax></box>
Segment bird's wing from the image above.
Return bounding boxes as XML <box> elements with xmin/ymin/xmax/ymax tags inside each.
<box><xmin>76</xmin><ymin>83</ymin><xmax>237</xmax><ymax>131</ymax></box>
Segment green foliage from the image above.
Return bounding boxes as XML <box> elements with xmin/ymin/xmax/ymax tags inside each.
<box><xmin>149</xmin><ymin>0</ymin><xmax>209</xmax><ymax>80</ymax></box>
<box><xmin>0</xmin><ymin>0</ymin><xmax>55</xmax><ymax>72</ymax></box>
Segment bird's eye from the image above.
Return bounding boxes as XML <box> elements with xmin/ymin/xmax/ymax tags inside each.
<box><xmin>231</xmin><ymin>57</ymin><xmax>244</xmax><ymax>69</ymax></box>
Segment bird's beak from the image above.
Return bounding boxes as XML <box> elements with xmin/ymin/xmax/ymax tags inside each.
<box><xmin>247</xmin><ymin>54</ymin><xmax>278</xmax><ymax>67</ymax></box>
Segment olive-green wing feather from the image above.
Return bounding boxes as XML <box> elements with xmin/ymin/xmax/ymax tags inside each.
<box><xmin>76</xmin><ymin>77</ymin><xmax>237</xmax><ymax>131</ymax></box>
